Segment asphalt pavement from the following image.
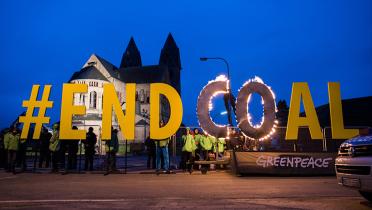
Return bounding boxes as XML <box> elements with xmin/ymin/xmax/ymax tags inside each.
<box><xmin>0</xmin><ymin>170</ymin><xmax>370</xmax><ymax>209</ymax></box>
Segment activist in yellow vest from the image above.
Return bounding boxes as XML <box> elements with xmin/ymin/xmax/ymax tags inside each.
<box><xmin>158</xmin><ymin>138</ymin><xmax>170</xmax><ymax>147</ymax></box>
<box><xmin>4</xmin><ymin>131</ymin><xmax>20</xmax><ymax>151</ymax></box>
<box><xmin>193</xmin><ymin>129</ymin><xmax>203</xmax><ymax>148</ymax></box>
<box><xmin>182</xmin><ymin>133</ymin><xmax>196</xmax><ymax>152</ymax></box>
<box><xmin>212</xmin><ymin>137</ymin><xmax>226</xmax><ymax>153</ymax></box>
<box><xmin>49</xmin><ymin>130</ymin><xmax>60</xmax><ymax>152</ymax></box>
<box><xmin>200</xmin><ymin>134</ymin><xmax>213</xmax><ymax>151</ymax></box>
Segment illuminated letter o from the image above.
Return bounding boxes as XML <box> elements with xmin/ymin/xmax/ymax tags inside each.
<box><xmin>236</xmin><ymin>81</ymin><xmax>276</xmax><ymax>140</ymax></box>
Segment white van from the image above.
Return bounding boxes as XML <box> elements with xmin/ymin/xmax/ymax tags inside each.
<box><xmin>335</xmin><ymin>134</ymin><xmax>372</xmax><ymax>201</ymax></box>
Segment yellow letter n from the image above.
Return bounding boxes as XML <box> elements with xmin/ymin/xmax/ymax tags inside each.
<box><xmin>101</xmin><ymin>83</ymin><xmax>135</xmax><ymax>140</ymax></box>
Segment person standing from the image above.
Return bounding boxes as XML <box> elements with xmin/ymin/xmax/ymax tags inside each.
<box><xmin>105</xmin><ymin>127</ymin><xmax>119</xmax><ymax>174</ymax></box>
<box><xmin>49</xmin><ymin>123</ymin><xmax>61</xmax><ymax>173</ymax></box>
<box><xmin>4</xmin><ymin>127</ymin><xmax>20</xmax><ymax>174</ymax></box>
<box><xmin>38</xmin><ymin>127</ymin><xmax>51</xmax><ymax>168</ymax></box>
<box><xmin>145</xmin><ymin>136</ymin><xmax>156</xmax><ymax>169</ymax></box>
<box><xmin>69</xmin><ymin>126</ymin><xmax>79</xmax><ymax>170</ymax></box>
<box><xmin>200</xmin><ymin>132</ymin><xmax>213</xmax><ymax>161</ymax></box>
<box><xmin>155</xmin><ymin>121</ymin><xmax>170</xmax><ymax>174</ymax></box>
<box><xmin>193</xmin><ymin>128</ymin><xmax>203</xmax><ymax>160</ymax></box>
<box><xmin>17</xmin><ymin>129</ymin><xmax>27</xmax><ymax>172</ymax></box>
<box><xmin>213</xmin><ymin>137</ymin><xmax>226</xmax><ymax>159</ymax></box>
<box><xmin>181</xmin><ymin>128</ymin><xmax>196</xmax><ymax>173</ymax></box>
<box><xmin>84</xmin><ymin>127</ymin><xmax>97</xmax><ymax>171</ymax></box>
<box><xmin>63</xmin><ymin>126</ymin><xmax>79</xmax><ymax>174</ymax></box>
<box><xmin>0</xmin><ymin>129</ymin><xmax>7</xmax><ymax>169</ymax></box>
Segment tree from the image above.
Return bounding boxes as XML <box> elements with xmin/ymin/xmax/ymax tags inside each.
<box><xmin>276</xmin><ymin>100</ymin><xmax>289</xmax><ymax>126</ymax></box>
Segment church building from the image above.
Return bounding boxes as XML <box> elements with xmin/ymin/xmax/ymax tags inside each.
<box><xmin>68</xmin><ymin>33</ymin><xmax>181</xmax><ymax>147</ymax></box>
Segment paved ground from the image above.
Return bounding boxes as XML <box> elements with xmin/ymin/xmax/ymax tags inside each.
<box><xmin>0</xmin><ymin>170</ymin><xmax>370</xmax><ymax>210</ymax></box>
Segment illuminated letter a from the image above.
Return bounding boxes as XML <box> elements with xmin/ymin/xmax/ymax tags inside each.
<box><xmin>285</xmin><ymin>82</ymin><xmax>323</xmax><ymax>140</ymax></box>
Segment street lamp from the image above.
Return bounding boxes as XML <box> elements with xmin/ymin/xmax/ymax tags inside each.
<box><xmin>199</xmin><ymin>57</ymin><xmax>230</xmax><ymax>80</ymax></box>
<box><xmin>200</xmin><ymin>57</ymin><xmax>233</xmax><ymax>127</ymax></box>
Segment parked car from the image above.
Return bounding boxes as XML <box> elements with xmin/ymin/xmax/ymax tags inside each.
<box><xmin>335</xmin><ymin>134</ymin><xmax>372</xmax><ymax>202</ymax></box>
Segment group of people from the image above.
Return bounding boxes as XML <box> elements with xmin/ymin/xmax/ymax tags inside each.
<box><xmin>41</xmin><ymin>124</ymin><xmax>99</xmax><ymax>174</ymax></box>
<box><xmin>0</xmin><ymin>124</ymin><xmax>98</xmax><ymax>174</ymax></box>
<box><xmin>0</xmin><ymin>121</ymin><xmax>246</xmax><ymax>175</ymax></box>
<box><xmin>144</xmin><ymin>126</ymin><xmax>229</xmax><ymax>174</ymax></box>
<box><xmin>180</xmin><ymin>128</ymin><xmax>227</xmax><ymax>173</ymax></box>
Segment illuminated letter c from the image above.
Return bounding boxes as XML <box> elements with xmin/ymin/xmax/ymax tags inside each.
<box><xmin>197</xmin><ymin>76</ymin><xmax>229</xmax><ymax>138</ymax></box>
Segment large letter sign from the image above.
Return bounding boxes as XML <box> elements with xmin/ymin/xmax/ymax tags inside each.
<box><xmin>236</xmin><ymin>77</ymin><xmax>277</xmax><ymax>140</ymax></box>
<box><xmin>197</xmin><ymin>75</ymin><xmax>229</xmax><ymax>138</ymax></box>
<box><xmin>22</xmin><ymin>75</ymin><xmax>358</xmax><ymax>143</ymax></box>
<box><xmin>285</xmin><ymin>82</ymin><xmax>323</xmax><ymax>140</ymax></box>
<box><xmin>150</xmin><ymin>83</ymin><xmax>183</xmax><ymax>140</ymax></box>
<box><xmin>60</xmin><ymin>83</ymin><xmax>87</xmax><ymax>140</ymax></box>
<box><xmin>197</xmin><ymin>76</ymin><xmax>358</xmax><ymax>141</ymax></box>
<box><xmin>328</xmin><ymin>82</ymin><xmax>359</xmax><ymax>139</ymax></box>
<box><xmin>197</xmin><ymin>76</ymin><xmax>277</xmax><ymax>140</ymax></box>
<box><xmin>102</xmin><ymin>83</ymin><xmax>136</xmax><ymax>140</ymax></box>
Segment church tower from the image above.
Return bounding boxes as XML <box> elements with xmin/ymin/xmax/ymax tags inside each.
<box><xmin>120</xmin><ymin>37</ymin><xmax>142</xmax><ymax>68</ymax></box>
<box><xmin>159</xmin><ymin>33</ymin><xmax>181</xmax><ymax>95</ymax></box>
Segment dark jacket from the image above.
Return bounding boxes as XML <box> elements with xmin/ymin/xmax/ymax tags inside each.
<box><xmin>84</xmin><ymin>131</ymin><xmax>97</xmax><ymax>153</ymax></box>
<box><xmin>145</xmin><ymin>137</ymin><xmax>156</xmax><ymax>152</ymax></box>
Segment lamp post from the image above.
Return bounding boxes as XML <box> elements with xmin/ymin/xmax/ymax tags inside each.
<box><xmin>200</xmin><ymin>57</ymin><xmax>233</xmax><ymax>128</ymax></box>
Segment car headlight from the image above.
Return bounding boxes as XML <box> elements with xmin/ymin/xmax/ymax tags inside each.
<box><xmin>348</xmin><ymin>147</ymin><xmax>355</xmax><ymax>157</ymax></box>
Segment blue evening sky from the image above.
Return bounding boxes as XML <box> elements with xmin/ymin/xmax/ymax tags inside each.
<box><xmin>0</xmin><ymin>0</ymin><xmax>371</xmax><ymax>128</ymax></box>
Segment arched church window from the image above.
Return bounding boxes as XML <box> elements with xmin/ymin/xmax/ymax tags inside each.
<box><xmin>89</xmin><ymin>91</ymin><xmax>97</xmax><ymax>109</ymax></box>
<box><xmin>139</xmin><ymin>89</ymin><xmax>145</xmax><ymax>103</ymax></box>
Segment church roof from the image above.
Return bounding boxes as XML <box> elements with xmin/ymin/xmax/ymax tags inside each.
<box><xmin>94</xmin><ymin>54</ymin><xmax>120</xmax><ymax>79</ymax></box>
<box><xmin>69</xmin><ymin>65</ymin><xmax>109</xmax><ymax>82</ymax></box>
<box><xmin>120</xmin><ymin>37</ymin><xmax>142</xmax><ymax>68</ymax></box>
<box><xmin>69</xmin><ymin>34</ymin><xmax>179</xmax><ymax>85</ymax></box>
<box><xmin>118</xmin><ymin>65</ymin><xmax>170</xmax><ymax>84</ymax></box>
<box><xmin>159</xmin><ymin>33</ymin><xmax>181</xmax><ymax>69</ymax></box>
<box><xmin>163</xmin><ymin>33</ymin><xmax>178</xmax><ymax>50</ymax></box>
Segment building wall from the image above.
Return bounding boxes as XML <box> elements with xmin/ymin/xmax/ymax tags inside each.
<box><xmin>70</xmin><ymin>78</ymin><xmax>150</xmax><ymax>147</ymax></box>
<box><xmin>70</xmin><ymin>54</ymin><xmax>172</xmax><ymax>150</ymax></box>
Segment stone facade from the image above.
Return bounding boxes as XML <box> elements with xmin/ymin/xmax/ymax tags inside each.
<box><xmin>69</xmin><ymin>34</ymin><xmax>181</xmax><ymax>153</ymax></box>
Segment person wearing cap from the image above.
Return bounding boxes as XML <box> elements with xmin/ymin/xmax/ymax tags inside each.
<box><xmin>181</xmin><ymin>127</ymin><xmax>196</xmax><ymax>173</ymax></box>
<box><xmin>155</xmin><ymin>120</ymin><xmax>171</xmax><ymax>174</ymax></box>
<box><xmin>4</xmin><ymin>127</ymin><xmax>20</xmax><ymax>174</ymax></box>
<box><xmin>84</xmin><ymin>127</ymin><xmax>97</xmax><ymax>171</ymax></box>
<box><xmin>49</xmin><ymin>123</ymin><xmax>61</xmax><ymax>173</ymax></box>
